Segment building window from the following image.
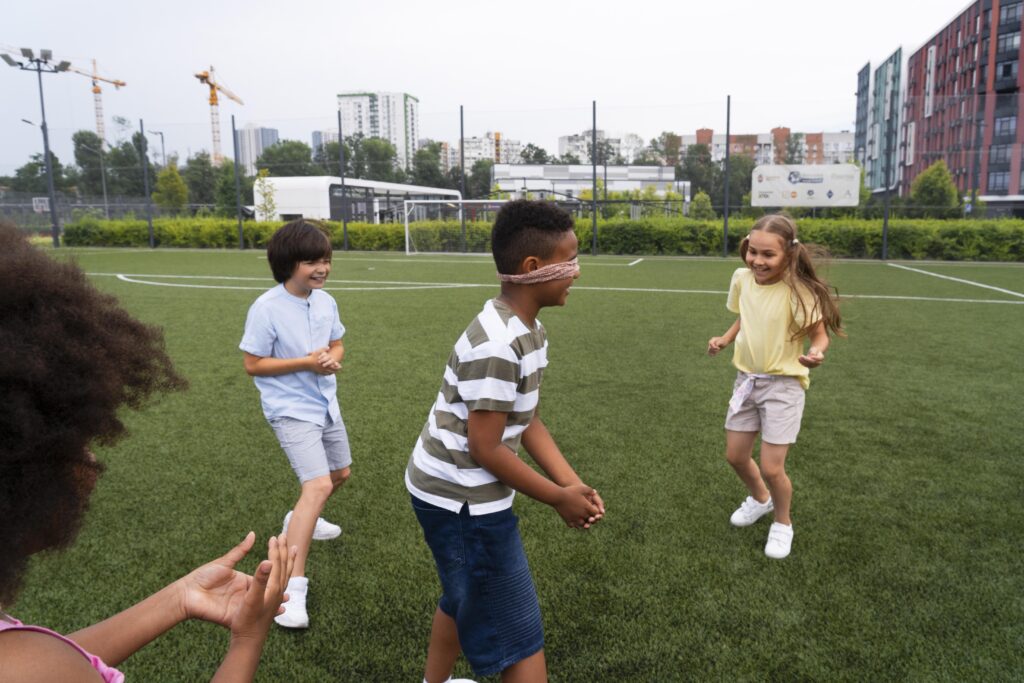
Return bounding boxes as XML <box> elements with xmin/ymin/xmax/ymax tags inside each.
<box><xmin>997</xmin><ymin>31</ymin><xmax>1021</xmax><ymax>53</ymax></box>
<box><xmin>994</xmin><ymin>115</ymin><xmax>1016</xmax><ymax>137</ymax></box>
<box><xmin>989</xmin><ymin>171</ymin><xmax>1010</xmax><ymax>191</ymax></box>
<box><xmin>990</xmin><ymin>144</ymin><xmax>1012</xmax><ymax>163</ymax></box>
<box><xmin>1001</xmin><ymin>2</ymin><xmax>1023</xmax><ymax>23</ymax></box>
<box><xmin>997</xmin><ymin>60</ymin><xmax>1019</xmax><ymax>80</ymax></box>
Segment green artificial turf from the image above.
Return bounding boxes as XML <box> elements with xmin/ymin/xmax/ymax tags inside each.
<box><xmin>13</xmin><ymin>249</ymin><xmax>1024</xmax><ymax>682</ymax></box>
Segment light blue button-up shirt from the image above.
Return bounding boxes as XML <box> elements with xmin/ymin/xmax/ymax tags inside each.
<box><xmin>240</xmin><ymin>284</ymin><xmax>345</xmax><ymax>426</ymax></box>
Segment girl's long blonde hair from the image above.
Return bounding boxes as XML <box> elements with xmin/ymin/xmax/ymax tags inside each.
<box><xmin>739</xmin><ymin>214</ymin><xmax>844</xmax><ymax>340</ymax></box>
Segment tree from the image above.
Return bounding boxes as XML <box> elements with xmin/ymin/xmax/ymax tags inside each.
<box><xmin>553</xmin><ymin>152</ymin><xmax>580</xmax><ymax>165</ymax></box>
<box><xmin>215</xmin><ymin>161</ymin><xmax>254</xmax><ymax>217</ymax></box>
<box><xmin>519</xmin><ymin>143</ymin><xmax>550</xmax><ymax>164</ymax></box>
<box><xmin>649</xmin><ymin>131</ymin><xmax>683</xmax><ymax>166</ymax></box>
<box><xmin>410</xmin><ymin>143</ymin><xmax>447</xmax><ymax>188</ymax></box>
<box><xmin>587</xmin><ymin>139</ymin><xmax>616</xmax><ymax>165</ymax></box>
<box><xmin>152</xmin><ymin>165</ymin><xmax>188</xmax><ymax>214</ymax></box>
<box><xmin>909</xmin><ymin>160</ymin><xmax>960</xmax><ymax>218</ymax></box>
<box><xmin>71</xmin><ymin>130</ymin><xmax>107</xmax><ymax>196</ymax></box>
<box><xmin>254</xmin><ymin>169</ymin><xmax>277</xmax><ymax>221</ymax></box>
<box><xmin>467</xmin><ymin>159</ymin><xmax>494</xmax><ymax>198</ymax></box>
<box><xmin>10</xmin><ymin>151</ymin><xmax>72</xmax><ymax>193</ymax></box>
<box><xmin>784</xmin><ymin>133</ymin><xmax>805</xmax><ymax>164</ymax></box>
<box><xmin>256</xmin><ymin>140</ymin><xmax>318</xmax><ymax>176</ymax></box>
<box><xmin>105</xmin><ymin>132</ymin><xmax>151</xmax><ymax>197</ymax></box>
<box><xmin>183</xmin><ymin>152</ymin><xmax>217</xmax><ymax>205</ymax></box>
<box><xmin>719</xmin><ymin>154</ymin><xmax>756</xmax><ymax>213</ymax></box>
<box><xmin>690</xmin><ymin>190</ymin><xmax>716</xmax><ymax>219</ymax></box>
<box><xmin>680</xmin><ymin>144</ymin><xmax>721</xmax><ymax>200</ymax></box>
<box><xmin>362</xmin><ymin>137</ymin><xmax>400</xmax><ymax>181</ymax></box>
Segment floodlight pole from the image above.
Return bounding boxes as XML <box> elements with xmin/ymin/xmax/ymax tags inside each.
<box><xmin>591</xmin><ymin>100</ymin><xmax>597</xmax><ymax>256</ymax></box>
<box><xmin>337</xmin><ymin>109</ymin><xmax>349</xmax><ymax>250</ymax></box>
<box><xmin>231</xmin><ymin>115</ymin><xmax>244</xmax><ymax>249</ymax></box>
<box><xmin>140</xmin><ymin>119</ymin><xmax>154</xmax><ymax>248</ymax></box>
<box><xmin>723</xmin><ymin>95</ymin><xmax>731</xmax><ymax>258</ymax></box>
<box><xmin>460</xmin><ymin>105</ymin><xmax>466</xmax><ymax>252</ymax></box>
<box><xmin>79</xmin><ymin>142</ymin><xmax>110</xmax><ymax>219</ymax></box>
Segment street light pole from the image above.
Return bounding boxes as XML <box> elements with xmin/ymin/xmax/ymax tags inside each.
<box><xmin>3</xmin><ymin>48</ymin><xmax>70</xmax><ymax>247</ymax></box>
<box><xmin>148</xmin><ymin>129</ymin><xmax>166</xmax><ymax>168</ymax></box>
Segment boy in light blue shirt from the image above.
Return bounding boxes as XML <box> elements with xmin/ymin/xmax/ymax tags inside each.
<box><xmin>240</xmin><ymin>219</ymin><xmax>351</xmax><ymax>629</ymax></box>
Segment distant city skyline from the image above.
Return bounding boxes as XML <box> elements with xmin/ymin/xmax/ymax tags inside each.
<box><xmin>1</xmin><ymin>0</ymin><xmax>974</xmax><ymax>174</ymax></box>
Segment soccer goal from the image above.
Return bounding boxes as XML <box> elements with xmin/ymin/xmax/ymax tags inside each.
<box><xmin>403</xmin><ymin>199</ymin><xmax>509</xmax><ymax>255</ymax></box>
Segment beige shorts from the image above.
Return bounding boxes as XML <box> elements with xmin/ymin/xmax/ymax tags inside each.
<box><xmin>724</xmin><ymin>373</ymin><xmax>806</xmax><ymax>445</ymax></box>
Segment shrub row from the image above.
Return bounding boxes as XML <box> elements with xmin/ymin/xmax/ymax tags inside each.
<box><xmin>63</xmin><ymin>215</ymin><xmax>1024</xmax><ymax>261</ymax></box>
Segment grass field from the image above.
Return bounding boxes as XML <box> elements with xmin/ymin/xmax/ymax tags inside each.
<box><xmin>14</xmin><ymin>248</ymin><xmax>1024</xmax><ymax>682</ymax></box>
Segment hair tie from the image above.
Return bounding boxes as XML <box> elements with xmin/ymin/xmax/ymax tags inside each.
<box><xmin>498</xmin><ymin>257</ymin><xmax>580</xmax><ymax>284</ymax></box>
<box><xmin>791</xmin><ymin>238</ymin><xmax>800</xmax><ymax>245</ymax></box>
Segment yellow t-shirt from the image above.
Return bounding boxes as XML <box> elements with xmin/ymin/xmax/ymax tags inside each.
<box><xmin>726</xmin><ymin>268</ymin><xmax>821</xmax><ymax>389</ymax></box>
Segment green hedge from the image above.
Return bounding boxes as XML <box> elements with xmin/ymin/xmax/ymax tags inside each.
<box><xmin>62</xmin><ymin>215</ymin><xmax>1024</xmax><ymax>261</ymax></box>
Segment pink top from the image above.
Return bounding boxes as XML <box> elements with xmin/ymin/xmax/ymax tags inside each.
<box><xmin>0</xmin><ymin>616</ymin><xmax>125</xmax><ymax>682</ymax></box>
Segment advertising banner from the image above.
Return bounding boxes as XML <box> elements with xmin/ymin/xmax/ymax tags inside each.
<box><xmin>751</xmin><ymin>164</ymin><xmax>860</xmax><ymax>207</ymax></box>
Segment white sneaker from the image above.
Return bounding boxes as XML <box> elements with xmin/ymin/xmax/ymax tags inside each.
<box><xmin>764</xmin><ymin>522</ymin><xmax>794</xmax><ymax>559</ymax></box>
<box><xmin>729</xmin><ymin>496</ymin><xmax>774</xmax><ymax>527</ymax></box>
<box><xmin>282</xmin><ymin>510</ymin><xmax>342</xmax><ymax>541</ymax></box>
<box><xmin>275</xmin><ymin>576</ymin><xmax>309</xmax><ymax>628</ymax></box>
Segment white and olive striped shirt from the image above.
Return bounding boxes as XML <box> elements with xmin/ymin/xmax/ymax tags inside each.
<box><xmin>405</xmin><ymin>298</ymin><xmax>548</xmax><ymax>515</ymax></box>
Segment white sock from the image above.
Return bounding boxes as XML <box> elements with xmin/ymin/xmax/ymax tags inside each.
<box><xmin>286</xmin><ymin>576</ymin><xmax>309</xmax><ymax>595</ymax></box>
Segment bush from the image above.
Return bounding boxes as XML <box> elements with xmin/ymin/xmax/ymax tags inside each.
<box><xmin>61</xmin><ymin>216</ymin><xmax>1024</xmax><ymax>261</ymax></box>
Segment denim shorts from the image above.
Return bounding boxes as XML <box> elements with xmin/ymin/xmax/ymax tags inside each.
<box><xmin>269</xmin><ymin>415</ymin><xmax>352</xmax><ymax>482</ymax></box>
<box><xmin>411</xmin><ymin>495</ymin><xmax>544</xmax><ymax>676</ymax></box>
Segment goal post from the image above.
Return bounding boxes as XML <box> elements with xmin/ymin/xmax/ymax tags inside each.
<box><xmin>403</xmin><ymin>199</ymin><xmax>509</xmax><ymax>255</ymax></box>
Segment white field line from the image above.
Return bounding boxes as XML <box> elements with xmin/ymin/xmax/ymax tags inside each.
<box><xmin>887</xmin><ymin>263</ymin><xmax>1024</xmax><ymax>298</ymax></box>
<box><xmin>87</xmin><ymin>272</ymin><xmax>1024</xmax><ymax>304</ymax></box>
<box><xmin>628</xmin><ymin>258</ymin><xmax>644</xmax><ymax>266</ymax></box>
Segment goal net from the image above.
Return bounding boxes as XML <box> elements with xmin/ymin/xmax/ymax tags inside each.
<box><xmin>403</xmin><ymin>199</ymin><xmax>509</xmax><ymax>255</ymax></box>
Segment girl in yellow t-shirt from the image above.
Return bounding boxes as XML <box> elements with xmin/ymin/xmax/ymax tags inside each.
<box><xmin>707</xmin><ymin>214</ymin><xmax>843</xmax><ymax>559</ymax></box>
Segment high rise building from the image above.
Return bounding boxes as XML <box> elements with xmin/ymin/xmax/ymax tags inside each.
<box><xmin>680</xmin><ymin>129</ymin><xmax>854</xmax><ymax>166</ymax></box>
<box><xmin>311</xmin><ymin>130</ymin><xmax>339</xmax><ymax>155</ymax></box>
<box><xmin>237</xmin><ymin>124</ymin><xmax>279</xmax><ymax>176</ymax></box>
<box><xmin>337</xmin><ymin>92</ymin><xmax>419</xmax><ymax>170</ymax></box>
<box><xmin>900</xmin><ymin>0</ymin><xmax>1024</xmax><ymax>211</ymax></box>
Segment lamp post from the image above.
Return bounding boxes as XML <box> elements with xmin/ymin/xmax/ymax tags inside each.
<box><xmin>3</xmin><ymin>48</ymin><xmax>70</xmax><ymax>247</ymax></box>
<box><xmin>80</xmin><ymin>143</ymin><xmax>110</xmax><ymax>219</ymax></box>
<box><xmin>148</xmin><ymin>129</ymin><xmax>166</xmax><ymax>168</ymax></box>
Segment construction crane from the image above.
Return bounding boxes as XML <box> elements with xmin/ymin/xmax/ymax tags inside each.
<box><xmin>65</xmin><ymin>59</ymin><xmax>126</xmax><ymax>148</ymax></box>
<box><xmin>1</xmin><ymin>45</ymin><xmax>125</xmax><ymax>148</ymax></box>
<box><xmin>194</xmin><ymin>66</ymin><xmax>243</xmax><ymax>165</ymax></box>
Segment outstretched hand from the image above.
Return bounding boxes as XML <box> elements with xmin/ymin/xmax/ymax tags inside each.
<box><xmin>798</xmin><ymin>346</ymin><xmax>825</xmax><ymax>368</ymax></box>
<box><xmin>177</xmin><ymin>532</ymin><xmax>297</xmax><ymax>637</ymax></box>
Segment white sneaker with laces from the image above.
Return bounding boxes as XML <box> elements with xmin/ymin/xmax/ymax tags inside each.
<box><xmin>729</xmin><ymin>496</ymin><xmax>774</xmax><ymax>527</ymax></box>
<box><xmin>275</xmin><ymin>576</ymin><xmax>309</xmax><ymax>628</ymax></box>
<box><xmin>764</xmin><ymin>522</ymin><xmax>794</xmax><ymax>559</ymax></box>
<box><xmin>282</xmin><ymin>510</ymin><xmax>342</xmax><ymax>540</ymax></box>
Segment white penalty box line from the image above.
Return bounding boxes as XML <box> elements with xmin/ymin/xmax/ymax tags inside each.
<box><xmin>887</xmin><ymin>263</ymin><xmax>1024</xmax><ymax>299</ymax></box>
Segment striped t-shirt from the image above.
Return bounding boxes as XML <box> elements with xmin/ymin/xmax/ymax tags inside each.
<box><xmin>405</xmin><ymin>298</ymin><xmax>548</xmax><ymax>515</ymax></box>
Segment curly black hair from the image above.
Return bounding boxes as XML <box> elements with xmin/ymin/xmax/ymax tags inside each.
<box><xmin>0</xmin><ymin>223</ymin><xmax>187</xmax><ymax>606</ymax></box>
<box><xmin>491</xmin><ymin>200</ymin><xmax>575</xmax><ymax>275</ymax></box>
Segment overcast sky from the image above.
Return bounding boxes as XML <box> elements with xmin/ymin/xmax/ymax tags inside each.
<box><xmin>2</xmin><ymin>0</ymin><xmax>974</xmax><ymax>173</ymax></box>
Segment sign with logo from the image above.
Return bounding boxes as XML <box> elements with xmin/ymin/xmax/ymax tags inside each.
<box><xmin>32</xmin><ymin>197</ymin><xmax>49</xmax><ymax>213</ymax></box>
<box><xmin>750</xmin><ymin>164</ymin><xmax>860</xmax><ymax>207</ymax></box>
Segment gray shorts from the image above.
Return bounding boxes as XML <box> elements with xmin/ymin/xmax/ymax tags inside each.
<box><xmin>269</xmin><ymin>415</ymin><xmax>352</xmax><ymax>483</ymax></box>
<box><xmin>724</xmin><ymin>373</ymin><xmax>806</xmax><ymax>445</ymax></box>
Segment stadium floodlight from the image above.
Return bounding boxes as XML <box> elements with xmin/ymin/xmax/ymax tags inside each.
<box><xmin>2</xmin><ymin>53</ymin><xmax>20</xmax><ymax>67</ymax></box>
<box><xmin>8</xmin><ymin>48</ymin><xmax>69</xmax><ymax>247</ymax></box>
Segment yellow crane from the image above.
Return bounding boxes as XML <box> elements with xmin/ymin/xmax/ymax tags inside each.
<box><xmin>194</xmin><ymin>66</ymin><xmax>243</xmax><ymax>165</ymax></box>
<box><xmin>65</xmin><ymin>60</ymin><xmax>126</xmax><ymax>148</ymax></box>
